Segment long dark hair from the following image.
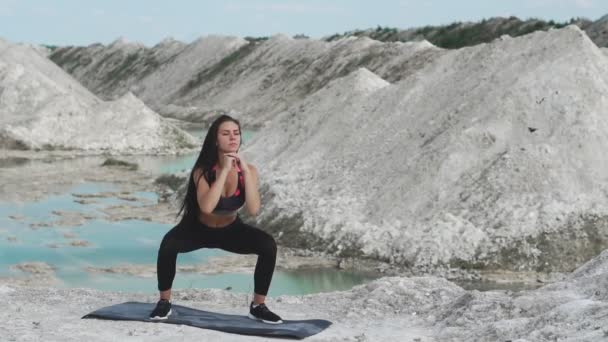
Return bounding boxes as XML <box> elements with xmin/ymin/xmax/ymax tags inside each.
<box><xmin>176</xmin><ymin>115</ymin><xmax>242</xmax><ymax>223</ymax></box>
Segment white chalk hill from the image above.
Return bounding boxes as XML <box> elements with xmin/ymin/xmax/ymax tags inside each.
<box><xmin>246</xmin><ymin>25</ymin><xmax>608</xmax><ymax>272</ymax></box>
<box><xmin>0</xmin><ymin>38</ymin><xmax>197</xmax><ymax>152</ymax></box>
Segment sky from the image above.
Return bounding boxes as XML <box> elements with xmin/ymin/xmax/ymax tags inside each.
<box><xmin>0</xmin><ymin>0</ymin><xmax>607</xmax><ymax>47</ymax></box>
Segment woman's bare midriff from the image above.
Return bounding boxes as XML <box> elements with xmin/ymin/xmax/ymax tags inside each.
<box><xmin>197</xmin><ymin>211</ymin><xmax>237</xmax><ymax>228</ymax></box>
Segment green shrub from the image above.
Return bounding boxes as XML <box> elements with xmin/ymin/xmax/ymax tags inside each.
<box><xmin>326</xmin><ymin>16</ymin><xmax>578</xmax><ymax>48</ymax></box>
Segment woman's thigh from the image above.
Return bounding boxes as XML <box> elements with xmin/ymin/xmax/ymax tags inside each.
<box><xmin>162</xmin><ymin>222</ymin><xmax>225</xmax><ymax>253</ymax></box>
<box><xmin>217</xmin><ymin>220</ymin><xmax>275</xmax><ymax>255</ymax></box>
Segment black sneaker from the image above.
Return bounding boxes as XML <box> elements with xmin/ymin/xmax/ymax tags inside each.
<box><xmin>248</xmin><ymin>302</ymin><xmax>283</xmax><ymax>324</ymax></box>
<box><xmin>149</xmin><ymin>299</ymin><xmax>172</xmax><ymax>320</ymax></box>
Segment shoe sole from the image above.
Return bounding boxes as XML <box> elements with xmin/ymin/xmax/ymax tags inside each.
<box><xmin>247</xmin><ymin>313</ymin><xmax>283</xmax><ymax>324</ymax></box>
<box><xmin>150</xmin><ymin>309</ymin><xmax>172</xmax><ymax>320</ymax></box>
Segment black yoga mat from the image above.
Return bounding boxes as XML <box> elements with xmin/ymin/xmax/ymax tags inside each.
<box><xmin>82</xmin><ymin>301</ymin><xmax>332</xmax><ymax>340</ymax></box>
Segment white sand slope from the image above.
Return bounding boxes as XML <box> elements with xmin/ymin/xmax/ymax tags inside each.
<box><xmin>0</xmin><ymin>38</ymin><xmax>198</xmax><ymax>153</ymax></box>
<box><xmin>586</xmin><ymin>14</ymin><xmax>608</xmax><ymax>48</ymax></box>
<box><xmin>48</xmin><ymin>34</ymin><xmax>443</xmax><ymax>127</ymax></box>
<box><xmin>244</xmin><ymin>25</ymin><xmax>608</xmax><ymax>273</ymax></box>
<box><xmin>136</xmin><ymin>35</ymin><xmax>249</xmax><ymax>107</ymax></box>
<box><xmin>167</xmin><ymin>35</ymin><xmax>441</xmax><ymax>127</ymax></box>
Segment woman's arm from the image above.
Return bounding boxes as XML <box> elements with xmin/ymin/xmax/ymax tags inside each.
<box><xmin>241</xmin><ymin>163</ymin><xmax>261</xmax><ymax>216</ymax></box>
<box><xmin>193</xmin><ymin>167</ymin><xmax>230</xmax><ymax>215</ymax></box>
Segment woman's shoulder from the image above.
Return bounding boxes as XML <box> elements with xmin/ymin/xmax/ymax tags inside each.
<box><xmin>193</xmin><ymin>166</ymin><xmax>214</xmax><ymax>185</ymax></box>
<box><xmin>193</xmin><ymin>167</ymin><xmax>206</xmax><ymax>178</ymax></box>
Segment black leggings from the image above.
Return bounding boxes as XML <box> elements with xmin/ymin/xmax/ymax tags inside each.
<box><xmin>156</xmin><ymin>215</ymin><xmax>277</xmax><ymax>295</ymax></box>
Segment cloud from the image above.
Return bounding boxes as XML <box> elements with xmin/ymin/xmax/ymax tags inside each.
<box><xmin>224</xmin><ymin>2</ymin><xmax>342</xmax><ymax>14</ymax></box>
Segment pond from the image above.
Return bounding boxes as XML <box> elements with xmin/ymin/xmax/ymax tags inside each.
<box><xmin>0</xmin><ymin>127</ymin><xmax>378</xmax><ymax>295</ymax></box>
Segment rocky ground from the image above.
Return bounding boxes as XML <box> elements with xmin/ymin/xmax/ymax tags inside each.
<box><xmin>3</xmin><ymin>248</ymin><xmax>608</xmax><ymax>341</ymax></box>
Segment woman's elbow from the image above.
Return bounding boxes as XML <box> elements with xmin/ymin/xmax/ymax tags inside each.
<box><xmin>246</xmin><ymin>205</ymin><xmax>260</xmax><ymax>217</ymax></box>
<box><xmin>199</xmin><ymin>204</ymin><xmax>213</xmax><ymax>215</ymax></box>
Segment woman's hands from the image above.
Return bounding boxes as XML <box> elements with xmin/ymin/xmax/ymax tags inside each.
<box><xmin>219</xmin><ymin>153</ymin><xmax>238</xmax><ymax>172</ymax></box>
<box><xmin>220</xmin><ymin>152</ymin><xmax>251</xmax><ymax>174</ymax></box>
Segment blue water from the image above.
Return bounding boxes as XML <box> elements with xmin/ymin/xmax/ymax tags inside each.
<box><xmin>0</xmin><ymin>129</ymin><xmax>376</xmax><ymax>295</ymax></box>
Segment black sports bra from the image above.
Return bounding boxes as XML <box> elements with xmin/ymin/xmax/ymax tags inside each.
<box><xmin>198</xmin><ymin>164</ymin><xmax>246</xmax><ymax>216</ymax></box>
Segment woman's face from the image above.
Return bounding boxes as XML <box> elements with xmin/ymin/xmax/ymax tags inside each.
<box><xmin>216</xmin><ymin>121</ymin><xmax>241</xmax><ymax>153</ymax></box>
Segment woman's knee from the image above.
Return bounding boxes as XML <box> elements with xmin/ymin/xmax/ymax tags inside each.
<box><xmin>158</xmin><ymin>229</ymin><xmax>181</xmax><ymax>255</ymax></box>
<box><xmin>257</xmin><ymin>233</ymin><xmax>277</xmax><ymax>257</ymax></box>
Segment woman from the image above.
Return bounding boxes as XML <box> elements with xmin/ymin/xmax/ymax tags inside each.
<box><xmin>149</xmin><ymin>115</ymin><xmax>282</xmax><ymax>324</ymax></box>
